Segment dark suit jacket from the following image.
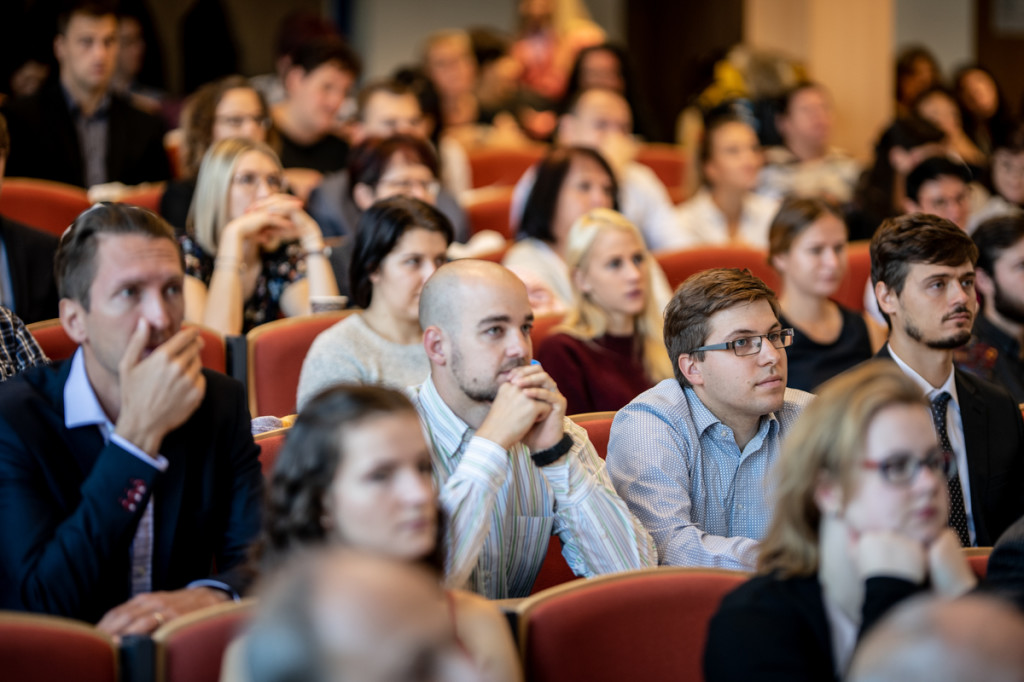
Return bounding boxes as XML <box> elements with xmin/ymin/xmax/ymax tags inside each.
<box><xmin>876</xmin><ymin>345</ymin><xmax>1024</xmax><ymax>546</ymax></box>
<box><xmin>1</xmin><ymin>83</ymin><xmax>170</xmax><ymax>188</ymax></box>
<box><xmin>0</xmin><ymin>215</ymin><xmax>59</xmax><ymax>324</ymax></box>
<box><xmin>0</xmin><ymin>359</ymin><xmax>262</xmax><ymax>623</ymax></box>
<box><xmin>704</xmin><ymin>573</ymin><xmax>920</xmax><ymax>682</ymax></box>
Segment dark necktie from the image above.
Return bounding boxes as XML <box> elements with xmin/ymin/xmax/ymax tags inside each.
<box><xmin>931</xmin><ymin>392</ymin><xmax>971</xmax><ymax>547</ymax></box>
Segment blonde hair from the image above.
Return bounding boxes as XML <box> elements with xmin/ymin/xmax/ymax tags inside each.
<box><xmin>187</xmin><ymin>137</ymin><xmax>282</xmax><ymax>256</ymax></box>
<box><xmin>757</xmin><ymin>361</ymin><xmax>927</xmax><ymax>578</ymax></box>
<box><xmin>559</xmin><ymin>208</ymin><xmax>673</xmax><ymax>383</ymax></box>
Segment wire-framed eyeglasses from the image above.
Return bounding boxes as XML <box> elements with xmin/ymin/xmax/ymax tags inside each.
<box><xmin>686</xmin><ymin>328</ymin><xmax>795</xmax><ymax>357</ymax></box>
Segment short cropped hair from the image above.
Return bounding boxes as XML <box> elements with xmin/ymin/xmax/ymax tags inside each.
<box><xmin>973</xmin><ymin>214</ymin><xmax>1024</xmax><ymax>275</ymax></box>
<box><xmin>56</xmin><ymin>203</ymin><xmax>178</xmax><ymax>308</ymax></box>
<box><xmin>663</xmin><ymin>268</ymin><xmax>780</xmax><ymax>387</ymax></box>
<box><xmin>905</xmin><ymin>156</ymin><xmax>972</xmax><ymax>204</ymax></box>
<box><xmin>288</xmin><ymin>36</ymin><xmax>361</xmax><ymax>79</ymax></box>
<box><xmin>870</xmin><ymin>213</ymin><xmax>978</xmax><ymax>324</ymax></box>
<box><xmin>356</xmin><ymin>80</ymin><xmax>417</xmax><ymax>121</ymax></box>
<box><xmin>57</xmin><ymin>0</ymin><xmax>116</xmax><ymax>36</ymax></box>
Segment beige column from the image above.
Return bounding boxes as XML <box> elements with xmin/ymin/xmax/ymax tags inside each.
<box><xmin>745</xmin><ymin>0</ymin><xmax>893</xmax><ymax>162</ymax></box>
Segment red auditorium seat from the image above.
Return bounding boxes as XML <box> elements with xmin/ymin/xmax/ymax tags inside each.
<box><xmin>655</xmin><ymin>245</ymin><xmax>780</xmax><ymax>292</ymax></box>
<box><xmin>0</xmin><ymin>611</ymin><xmax>118</xmax><ymax>682</ymax></box>
<box><xmin>254</xmin><ymin>424</ymin><xmax>291</xmax><ymax>477</ymax></box>
<box><xmin>152</xmin><ymin>599</ymin><xmax>254</xmax><ymax>682</ymax></box>
<box><xmin>466</xmin><ymin>186</ymin><xmax>515</xmax><ymax>238</ymax></box>
<box><xmin>570</xmin><ymin>410</ymin><xmax>616</xmax><ymax>460</ymax></box>
<box><xmin>832</xmin><ymin>240</ymin><xmax>872</xmax><ymax>312</ymax></box>
<box><xmin>0</xmin><ymin>178</ymin><xmax>91</xmax><ymax>237</ymax></box>
<box><xmin>964</xmin><ymin>546</ymin><xmax>992</xmax><ymax>580</ymax></box>
<box><xmin>246</xmin><ymin>311</ymin><xmax>352</xmax><ymax>418</ymax></box>
<box><xmin>530</xmin><ymin>313</ymin><xmax>565</xmax><ymax>350</ymax></box>
<box><xmin>635</xmin><ymin>143</ymin><xmax>687</xmax><ymax>203</ymax></box>
<box><xmin>518</xmin><ymin>567</ymin><xmax>750</xmax><ymax>682</ymax></box>
<box><xmin>467</xmin><ymin>146</ymin><xmax>547</xmax><ymax>188</ymax></box>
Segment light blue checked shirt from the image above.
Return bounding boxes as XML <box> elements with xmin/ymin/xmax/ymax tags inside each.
<box><xmin>607</xmin><ymin>379</ymin><xmax>813</xmax><ymax>570</ymax></box>
<box><xmin>410</xmin><ymin>376</ymin><xmax>657</xmax><ymax>599</ymax></box>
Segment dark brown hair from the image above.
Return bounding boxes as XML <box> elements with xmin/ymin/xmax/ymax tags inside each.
<box><xmin>767</xmin><ymin>196</ymin><xmax>845</xmax><ymax>262</ymax></box>
<box><xmin>663</xmin><ymin>268</ymin><xmax>780</xmax><ymax>387</ymax></box>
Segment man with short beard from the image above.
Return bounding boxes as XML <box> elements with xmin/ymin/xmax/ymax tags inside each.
<box><xmin>410</xmin><ymin>259</ymin><xmax>656</xmax><ymax>598</ymax></box>
<box><xmin>956</xmin><ymin>215</ymin><xmax>1024</xmax><ymax>403</ymax></box>
<box><xmin>871</xmin><ymin>213</ymin><xmax>1024</xmax><ymax>547</ymax></box>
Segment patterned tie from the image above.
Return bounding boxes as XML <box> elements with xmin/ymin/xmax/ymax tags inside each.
<box><xmin>931</xmin><ymin>392</ymin><xmax>971</xmax><ymax>547</ymax></box>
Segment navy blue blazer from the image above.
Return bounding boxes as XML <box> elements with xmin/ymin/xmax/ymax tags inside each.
<box><xmin>875</xmin><ymin>345</ymin><xmax>1024</xmax><ymax>546</ymax></box>
<box><xmin>0</xmin><ymin>359</ymin><xmax>262</xmax><ymax>623</ymax></box>
<box><xmin>0</xmin><ymin>215</ymin><xmax>59</xmax><ymax>324</ymax></box>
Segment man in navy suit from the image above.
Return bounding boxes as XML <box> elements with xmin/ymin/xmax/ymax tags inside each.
<box><xmin>0</xmin><ymin>203</ymin><xmax>261</xmax><ymax>636</ymax></box>
<box><xmin>871</xmin><ymin>212</ymin><xmax>1024</xmax><ymax>547</ymax></box>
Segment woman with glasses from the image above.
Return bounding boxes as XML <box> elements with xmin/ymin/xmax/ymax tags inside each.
<box><xmin>705</xmin><ymin>361</ymin><xmax>977</xmax><ymax>682</ymax></box>
<box><xmin>161</xmin><ymin>75</ymin><xmax>274</xmax><ymax>232</ymax></box>
<box><xmin>297</xmin><ymin>197</ymin><xmax>452</xmax><ymax>410</ymax></box>
<box><xmin>182</xmin><ymin>137</ymin><xmax>338</xmax><ymax>336</ymax></box>
<box><xmin>535</xmin><ymin>209</ymin><xmax>673</xmax><ymax>414</ymax></box>
<box><xmin>768</xmin><ymin>197</ymin><xmax>879</xmax><ymax>392</ymax></box>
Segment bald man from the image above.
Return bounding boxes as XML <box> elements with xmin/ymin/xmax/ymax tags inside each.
<box><xmin>412</xmin><ymin>260</ymin><xmax>656</xmax><ymax>598</ymax></box>
<box><xmin>510</xmin><ymin>88</ymin><xmax>682</xmax><ymax>250</ymax></box>
<box><xmin>847</xmin><ymin>595</ymin><xmax>1024</xmax><ymax>681</ymax></box>
<box><xmin>244</xmin><ymin>549</ymin><xmax>483</xmax><ymax>682</ymax></box>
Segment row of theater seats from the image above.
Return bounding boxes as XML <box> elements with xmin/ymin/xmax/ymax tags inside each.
<box><xmin>0</xmin><ymin>548</ymin><xmax>993</xmax><ymax>682</ymax></box>
<box><xmin>24</xmin><ymin>238</ymin><xmax>874</xmax><ymax>420</ymax></box>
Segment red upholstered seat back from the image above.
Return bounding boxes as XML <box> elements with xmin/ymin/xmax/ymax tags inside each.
<box><xmin>466</xmin><ymin>187</ymin><xmax>514</xmax><ymax>238</ymax></box>
<box><xmin>467</xmin><ymin>147</ymin><xmax>547</xmax><ymax>188</ymax></box>
<box><xmin>635</xmin><ymin>143</ymin><xmax>687</xmax><ymax>203</ymax></box>
<box><xmin>0</xmin><ymin>612</ymin><xmax>118</xmax><ymax>682</ymax></box>
<box><xmin>154</xmin><ymin>599</ymin><xmax>254</xmax><ymax>682</ymax></box>
<box><xmin>965</xmin><ymin>547</ymin><xmax>991</xmax><ymax>580</ymax></box>
<box><xmin>519</xmin><ymin>568</ymin><xmax>749</xmax><ymax>682</ymax></box>
<box><xmin>254</xmin><ymin>426</ymin><xmax>290</xmax><ymax>478</ymax></box>
<box><xmin>570</xmin><ymin>411</ymin><xmax>616</xmax><ymax>460</ymax></box>
<box><xmin>28</xmin><ymin>319</ymin><xmax>226</xmax><ymax>372</ymax></box>
<box><xmin>832</xmin><ymin>240</ymin><xmax>872</xmax><ymax>312</ymax></box>
<box><xmin>655</xmin><ymin>246</ymin><xmax>780</xmax><ymax>293</ymax></box>
<box><xmin>246</xmin><ymin>311</ymin><xmax>352</xmax><ymax>418</ymax></box>
<box><xmin>530</xmin><ymin>313</ymin><xmax>565</xmax><ymax>350</ymax></box>
<box><xmin>0</xmin><ymin>178</ymin><xmax>92</xmax><ymax>237</ymax></box>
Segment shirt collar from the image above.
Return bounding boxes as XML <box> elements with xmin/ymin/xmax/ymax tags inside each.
<box><xmin>683</xmin><ymin>384</ymin><xmax>780</xmax><ymax>439</ymax></box>
<box><xmin>417</xmin><ymin>375</ymin><xmax>474</xmax><ymax>462</ymax></box>
<box><xmin>64</xmin><ymin>347</ymin><xmax>115</xmax><ymax>433</ymax></box>
<box><xmin>61</xmin><ymin>84</ymin><xmax>112</xmax><ymax>120</ymax></box>
<box><xmin>888</xmin><ymin>345</ymin><xmax>959</xmax><ymax>405</ymax></box>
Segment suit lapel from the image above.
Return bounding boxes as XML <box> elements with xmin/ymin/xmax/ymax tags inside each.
<box><xmin>955</xmin><ymin>370</ymin><xmax>991</xmax><ymax>545</ymax></box>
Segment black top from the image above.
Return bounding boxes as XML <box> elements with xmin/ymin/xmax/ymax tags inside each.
<box><xmin>158</xmin><ymin>177</ymin><xmax>197</xmax><ymax>236</ymax></box>
<box><xmin>705</xmin><ymin>573</ymin><xmax>921</xmax><ymax>682</ymax></box>
<box><xmin>781</xmin><ymin>305</ymin><xmax>872</xmax><ymax>393</ymax></box>
<box><xmin>955</xmin><ymin>316</ymin><xmax>1024</xmax><ymax>404</ymax></box>
<box><xmin>276</xmin><ymin>129</ymin><xmax>349</xmax><ymax>174</ymax></box>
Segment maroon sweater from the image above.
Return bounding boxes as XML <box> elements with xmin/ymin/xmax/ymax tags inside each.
<box><xmin>535</xmin><ymin>332</ymin><xmax>653</xmax><ymax>415</ymax></box>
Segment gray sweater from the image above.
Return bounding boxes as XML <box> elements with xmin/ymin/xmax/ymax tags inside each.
<box><xmin>296</xmin><ymin>314</ymin><xmax>429</xmax><ymax>410</ymax></box>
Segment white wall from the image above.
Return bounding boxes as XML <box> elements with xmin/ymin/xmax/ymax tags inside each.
<box><xmin>894</xmin><ymin>0</ymin><xmax>974</xmax><ymax>79</ymax></box>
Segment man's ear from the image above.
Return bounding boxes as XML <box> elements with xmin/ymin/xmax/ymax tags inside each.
<box><xmin>975</xmin><ymin>268</ymin><xmax>995</xmax><ymax>299</ymax></box>
<box><xmin>875</xmin><ymin>280</ymin><xmax>898</xmax><ymax>318</ymax></box>
<box><xmin>283</xmin><ymin>66</ymin><xmax>305</xmax><ymax>96</ymax></box>
<box><xmin>60</xmin><ymin>298</ymin><xmax>88</xmax><ymax>346</ymax></box>
<box><xmin>423</xmin><ymin>325</ymin><xmax>447</xmax><ymax>365</ymax></box>
<box><xmin>678</xmin><ymin>352</ymin><xmax>704</xmax><ymax>387</ymax></box>
<box><xmin>53</xmin><ymin>34</ymin><xmax>67</xmax><ymax>64</ymax></box>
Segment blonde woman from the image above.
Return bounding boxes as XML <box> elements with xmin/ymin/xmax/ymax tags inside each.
<box><xmin>183</xmin><ymin>138</ymin><xmax>338</xmax><ymax>335</ymax></box>
<box><xmin>705</xmin><ymin>362</ymin><xmax>977</xmax><ymax>682</ymax></box>
<box><xmin>535</xmin><ymin>208</ymin><xmax>673</xmax><ymax>414</ymax></box>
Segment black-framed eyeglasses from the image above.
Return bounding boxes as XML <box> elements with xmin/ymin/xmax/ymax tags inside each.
<box><xmin>686</xmin><ymin>328</ymin><xmax>794</xmax><ymax>357</ymax></box>
<box><xmin>861</xmin><ymin>447</ymin><xmax>952</xmax><ymax>485</ymax></box>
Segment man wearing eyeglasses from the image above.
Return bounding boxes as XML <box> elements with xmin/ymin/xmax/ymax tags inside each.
<box><xmin>607</xmin><ymin>268</ymin><xmax>813</xmax><ymax>570</ymax></box>
<box><xmin>871</xmin><ymin>212</ymin><xmax>1024</xmax><ymax>547</ymax></box>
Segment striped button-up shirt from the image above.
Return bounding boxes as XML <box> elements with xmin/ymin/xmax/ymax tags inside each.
<box><xmin>410</xmin><ymin>377</ymin><xmax>657</xmax><ymax>598</ymax></box>
<box><xmin>607</xmin><ymin>379</ymin><xmax>813</xmax><ymax>570</ymax></box>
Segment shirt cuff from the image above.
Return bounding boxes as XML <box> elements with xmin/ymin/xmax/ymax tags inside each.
<box><xmin>110</xmin><ymin>433</ymin><xmax>170</xmax><ymax>471</ymax></box>
<box><xmin>187</xmin><ymin>579</ymin><xmax>239</xmax><ymax>602</ymax></box>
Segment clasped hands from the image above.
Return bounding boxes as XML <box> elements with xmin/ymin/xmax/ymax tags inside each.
<box><xmin>476</xmin><ymin>365</ymin><xmax>567</xmax><ymax>455</ymax></box>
